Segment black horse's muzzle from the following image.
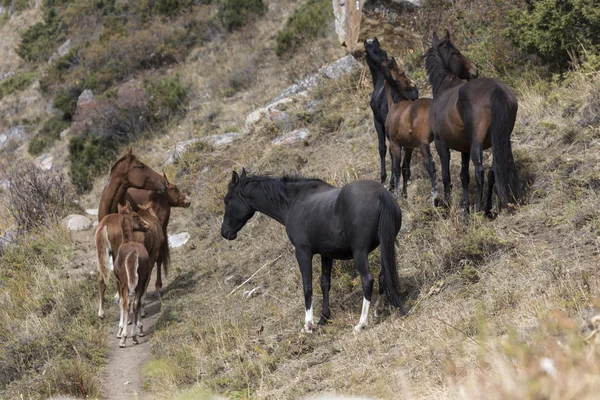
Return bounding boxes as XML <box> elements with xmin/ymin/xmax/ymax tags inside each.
<box><xmin>221</xmin><ymin>229</ymin><xmax>237</xmax><ymax>240</ymax></box>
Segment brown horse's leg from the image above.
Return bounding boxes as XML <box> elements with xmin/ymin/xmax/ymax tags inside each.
<box><xmin>470</xmin><ymin>143</ymin><xmax>485</xmax><ymax>212</ymax></box>
<box><xmin>484</xmin><ymin>168</ymin><xmax>496</xmax><ymax>218</ymax></box>
<box><xmin>155</xmin><ymin>254</ymin><xmax>163</xmax><ymax>295</ymax></box>
<box><xmin>434</xmin><ymin>138</ymin><xmax>452</xmax><ymax>205</ymax></box>
<box><xmin>389</xmin><ymin>142</ymin><xmax>402</xmax><ymax>196</ymax></box>
<box><xmin>98</xmin><ymin>275</ymin><xmax>106</xmax><ymax>319</ymax></box>
<box><xmin>318</xmin><ymin>256</ymin><xmax>333</xmax><ymax>325</ymax></box>
<box><xmin>461</xmin><ymin>152</ymin><xmax>471</xmax><ymax>214</ymax></box>
<box><xmin>401</xmin><ymin>148</ymin><xmax>413</xmax><ymax>198</ymax></box>
<box><xmin>419</xmin><ymin>143</ymin><xmax>440</xmax><ymax>206</ymax></box>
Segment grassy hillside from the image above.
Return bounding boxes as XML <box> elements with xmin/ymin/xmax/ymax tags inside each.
<box><xmin>0</xmin><ymin>0</ymin><xmax>599</xmax><ymax>399</ymax></box>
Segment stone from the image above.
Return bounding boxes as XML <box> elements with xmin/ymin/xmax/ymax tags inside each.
<box><xmin>243</xmin><ymin>286</ymin><xmax>263</xmax><ymax>299</ymax></box>
<box><xmin>85</xmin><ymin>209</ymin><xmax>98</xmax><ymax>216</ymax></box>
<box><xmin>64</xmin><ymin>215</ymin><xmax>92</xmax><ymax>231</ymax></box>
<box><xmin>203</xmin><ymin>132</ymin><xmax>241</xmax><ymax>147</ymax></box>
<box><xmin>0</xmin><ymin>125</ymin><xmax>26</xmax><ymax>150</ymax></box>
<box><xmin>272</xmin><ymin>128</ymin><xmax>311</xmax><ymax>146</ymax></box>
<box><xmin>60</xmin><ymin>128</ymin><xmax>70</xmax><ymax>139</ymax></box>
<box><xmin>77</xmin><ymin>89</ymin><xmax>95</xmax><ymax>107</ymax></box>
<box><xmin>34</xmin><ymin>153</ymin><xmax>53</xmax><ymax>171</ymax></box>
<box><xmin>48</xmin><ymin>39</ymin><xmax>72</xmax><ymax>64</ymax></box>
<box><xmin>168</xmin><ymin>232</ymin><xmax>190</xmax><ymax>248</ymax></box>
<box><xmin>165</xmin><ymin>133</ymin><xmax>242</xmax><ymax>164</ymax></box>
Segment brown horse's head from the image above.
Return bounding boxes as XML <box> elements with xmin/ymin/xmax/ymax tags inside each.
<box><xmin>432</xmin><ymin>30</ymin><xmax>478</xmax><ymax>81</ymax></box>
<box><xmin>118</xmin><ymin>201</ymin><xmax>150</xmax><ymax>235</ymax></box>
<box><xmin>112</xmin><ymin>148</ymin><xmax>168</xmax><ymax>193</ymax></box>
<box><xmin>381</xmin><ymin>57</ymin><xmax>419</xmax><ymax>102</ymax></box>
<box><xmin>163</xmin><ymin>173</ymin><xmax>191</xmax><ymax>208</ymax></box>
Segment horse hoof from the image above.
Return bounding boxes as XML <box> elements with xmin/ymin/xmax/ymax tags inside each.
<box><xmin>132</xmin><ymin>337</ymin><xmax>139</xmax><ymax>345</ymax></box>
<box><xmin>318</xmin><ymin>316</ymin><xmax>330</xmax><ymax>325</ymax></box>
<box><xmin>354</xmin><ymin>324</ymin><xmax>366</xmax><ymax>332</ymax></box>
<box><xmin>119</xmin><ymin>342</ymin><xmax>126</xmax><ymax>348</ymax></box>
<box><xmin>302</xmin><ymin>322</ymin><xmax>315</xmax><ymax>333</ymax></box>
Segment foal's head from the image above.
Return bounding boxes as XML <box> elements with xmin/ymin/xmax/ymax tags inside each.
<box><xmin>382</xmin><ymin>57</ymin><xmax>419</xmax><ymax>102</ymax></box>
<box><xmin>431</xmin><ymin>30</ymin><xmax>478</xmax><ymax>81</ymax></box>
<box><xmin>111</xmin><ymin>148</ymin><xmax>168</xmax><ymax>193</ymax></box>
<box><xmin>364</xmin><ymin>37</ymin><xmax>389</xmax><ymax>70</ymax></box>
<box><xmin>221</xmin><ymin>169</ymin><xmax>255</xmax><ymax>240</ymax></box>
<box><xmin>163</xmin><ymin>174</ymin><xmax>191</xmax><ymax>208</ymax></box>
<box><xmin>118</xmin><ymin>201</ymin><xmax>150</xmax><ymax>235</ymax></box>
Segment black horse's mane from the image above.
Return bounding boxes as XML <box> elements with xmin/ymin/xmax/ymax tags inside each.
<box><xmin>237</xmin><ymin>174</ymin><xmax>329</xmax><ymax>210</ymax></box>
<box><xmin>424</xmin><ymin>39</ymin><xmax>459</xmax><ymax>96</ymax></box>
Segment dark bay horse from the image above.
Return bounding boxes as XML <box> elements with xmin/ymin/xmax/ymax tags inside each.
<box><xmin>425</xmin><ymin>31</ymin><xmax>522</xmax><ymax>215</ymax></box>
<box><xmin>221</xmin><ymin>169</ymin><xmax>405</xmax><ymax>332</ymax></box>
<box><xmin>364</xmin><ymin>38</ymin><xmax>418</xmax><ymax>186</ymax></box>
<box><xmin>97</xmin><ymin>148</ymin><xmax>168</xmax><ymax>222</ymax></box>
<box><xmin>382</xmin><ymin>57</ymin><xmax>439</xmax><ymax>204</ymax></box>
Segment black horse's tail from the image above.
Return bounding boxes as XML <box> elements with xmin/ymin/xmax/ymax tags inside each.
<box><xmin>377</xmin><ymin>191</ymin><xmax>404</xmax><ymax>312</ymax></box>
<box><xmin>490</xmin><ymin>86</ymin><xmax>522</xmax><ymax>206</ymax></box>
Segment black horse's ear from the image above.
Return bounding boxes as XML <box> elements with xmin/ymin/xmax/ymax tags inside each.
<box><xmin>389</xmin><ymin>57</ymin><xmax>397</xmax><ymax>67</ymax></box>
<box><xmin>241</xmin><ymin>168</ymin><xmax>247</xmax><ymax>178</ymax></box>
<box><xmin>373</xmin><ymin>37</ymin><xmax>379</xmax><ymax>45</ymax></box>
<box><xmin>444</xmin><ymin>29</ymin><xmax>450</xmax><ymax>41</ymax></box>
<box><xmin>231</xmin><ymin>171</ymin><xmax>239</xmax><ymax>185</ymax></box>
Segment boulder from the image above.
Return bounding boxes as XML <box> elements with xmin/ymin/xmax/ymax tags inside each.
<box><xmin>48</xmin><ymin>39</ymin><xmax>72</xmax><ymax>64</ymax></box>
<box><xmin>85</xmin><ymin>209</ymin><xmax>98</xmax><ymax>216</ymax></box>
<box><xmin>34</xmin><ymin>153</ymin><xmax>53</xmax><ymax>171</ymax></box>
<box><xmin>272</xmin><ymin>128</ymin><xmax>311</xmax><ymax>146</ymax></box>
<box><xmin>165</xmin><ymin>133</ymin><xmax>242</xmax><ymax>164</ymax></box>
<box><xmin>0</xmin><ymin>125</ymin><xmax>26</xmax><ymax>150</ymax></box>
<box><xmin>168</xmin><ymin>232</ymin><xmax>190</xmax><ymax>248</ymax></box>
<box><xmin>64</xmin><ymin>215</ymin><xmax>92</xmax><ymax>231</ymax></box>
<box><xmin>77</xmin><ymin>89</ymin><xmax>95</xmax><ymax>108</ymax></box>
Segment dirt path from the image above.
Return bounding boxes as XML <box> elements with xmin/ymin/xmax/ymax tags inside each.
<box><xmin>100</xmin><ymin>286</ymin><xmax>161</xmax><ymax>400</ymax></box>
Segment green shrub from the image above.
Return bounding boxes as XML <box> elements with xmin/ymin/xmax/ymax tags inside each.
<box><xmin>53</xmin><ymin>86</ymin><xmax>82</xmax><ymax>121</ymax></box>
<box><xmin>28</xmin><ymin>115</ymin><xmax>70</xmax><ymax>155</ymax></box>
<box><xmin>509</xmin><ymin>0</ymin><xmax>600</xmax><ymax>71</ymax></box>
<box><xmin>16</xmin><ymin>9</ymin><xmax>65</xmax><ymax>63</ymax></box>
<box><xmin>152</xmin><ymin>0</ymin><xmax>194</xmax><ymax>16</ymax></box>
<box><xmin>146</xmin><ymin>73</ymin><xmax>188</xmax><ymax>123</ymax></box>
<box><xmin>275</xmin><ymin>0</ymin><xmax>332</xmax><ymax>57</ymax></box>
<box><xmin>215</xmin><ymin>0</ymin><xmax>264</xmax><ymax>31</ymax></box>
<box><xmin>68</xmin><ymin>131</ymin><xmax>118</xmax><ymax>193</ymax></box>
<box><xmin>0</xmin><ymin>72</ymin><xmax>35</xmax><ymax>99</ymax></box>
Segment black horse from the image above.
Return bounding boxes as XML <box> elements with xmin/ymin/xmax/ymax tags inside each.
<box><xmin>365</xmin><ymin>38</ymin><xmax>418</xmax><ymax>188</ymax></box>
<box><xmin>221</xmin><ymin>170</ymin><xmax>405</xmax><ymax>332</ymax></box>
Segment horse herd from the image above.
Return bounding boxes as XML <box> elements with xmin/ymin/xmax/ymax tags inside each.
<box><xmin>97</xmin><ymin>31</ymin><xmax>523</xmax><ymax>346</ymax></box>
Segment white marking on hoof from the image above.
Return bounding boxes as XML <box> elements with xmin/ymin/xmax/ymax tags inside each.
<box><xmin>354</xmin><ymin>298</ymin><xmax>371</xmax><ymax>331</ymax></box>
<box><xmin>354</xmin><ymin>323</ymin><xmax>366</xmax><ymax>332</ymax></box>
<box><xmin>303</xmin><ymin>304</ymin><xmax>315</xmax><ymax>333</ymax></box>
<box><xmin>132</xmin><ymin>336</ymin><xmax>139</xmax><ymax>345</ymax></box>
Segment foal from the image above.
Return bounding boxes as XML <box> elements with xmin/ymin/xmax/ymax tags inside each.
<box><xmin>382</xmin><ymin>57</ymin><xmax>439</xmax><ymax>204</ymax></box>
<box><xmin>114</xmin><ymin>202</ymin><xmax>151</xmax><ymax>348</ymax></box>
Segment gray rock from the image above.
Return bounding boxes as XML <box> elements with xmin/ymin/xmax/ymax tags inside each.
<box><xmin>34</xmin><ymin>153</ymin><xmax>53</xmax><ymax>171</ymax></box>
<box><xmin>77</xmin><ymin>89</ymin><xmax>94</xmax><ymax>107</ymax></box>
<box><xmin>272</xmin><ymin>128</ymin><xmax>310</xmax><ymax>146</ymax></box>
<box><xmin>168</xmin><ymin>232</ymin><xmax>190</xmax><ymax>248</ymax></box>
<box><xmin>85</xmin><ymin>209</ymin><xmax>98</xmax><ymax>216</ymax></box>
<box><xmin>243</xmin><ymin>286</ymin><xmax>263</xmax><ymax>299</ymax></box>
<box><xmin>48</xmin><ymin>39</ymin><xmax>72</xmax><ymax>65</ymax></box>
<box><xmin>165</xmin><ymin>133</ymin><xmax>242</xmax><ymax>164</ymax></box>
<box><xmin>165</xmin><ymin>139</ymin><xmax>199</xmax><ymax>164</ymax></box>
<box><xmin>0</xmin><ymin>179</ymin><xmax>9</xmax><ymax>191</ymax></box>
<box><xmin>0</xmin><ymin>125</ymin><xmax>26</xmax><ymax>150</ymax></box>
<box><xmin>60</xmin><ymin>128</ymin><xmax>70</xmax><ymax>139</ymax></box>
<box><xmin>203</xmin><ymin>132</ymin><xmax>241</xmax><ymax>147</ymax></box>
<box><xmin>64</xmin><ymin>215</ymin><xmax>92</xmax><ymax>231</ymax></box>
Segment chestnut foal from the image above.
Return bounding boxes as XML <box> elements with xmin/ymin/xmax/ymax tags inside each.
<box><xmin>114</xmin><ymin>202</ymin><xmax>151</xmax><ymax>348</ymax></box>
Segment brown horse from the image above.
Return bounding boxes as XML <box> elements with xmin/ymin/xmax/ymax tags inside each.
<box><xmin>96</xmin><ymin>200</ymin><xmax>166</xmax><ymax>319</ymax></box>
<box><xmin>97</xmin><ymin>148</ymin><xmax>168</xmax><ymax>222</ymax></box>
<box><xmin>425</xmin><ymin>31</ymin><xmax>522</xmax><ymax>215</ymax></box>
<box><xmin>123</xmin><ymin>174</ymin><xmax>191</xmax><ymax>293</ymax></box>
<box><xmin>382</xmin><ymin>57</ymin><xmax>439</xmax><ymax>205</ymax></box>
<box><xmin>114</xmin><ymin>202</ymin><xmax>152</xmax><ymax>348</ymax></box>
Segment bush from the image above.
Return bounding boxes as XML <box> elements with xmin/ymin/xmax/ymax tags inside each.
<box><xmin>16</xmin><ymin>9</ymin><xmax>65</xmax><ymax>63</ymax></box>
<box><xmin>275</xmin><ymin>0</ymin><xmax>332</xmax><ymax>57</ymax></box>
<box><xmin>215</xmin><ymin>0</ymin><xmax>264</xmax><ymax>31</ymax></box>
<box><xmin>509</xmin><ymin>0</ymin><xmax>600</xmax><ymax>71</ymax></box>
<box><xmin>28</xmin><ymin>116</ymin><xmax>70</xmax><ymax>156</ymax></box>
<box><xmin>54</xmin><ymin>86</ymin><xmax>82</xmax><ymax>121</ymax></box>
<box><xmin>146</xmin><ymin>73</ymin><xmax>188</xmax><ymax>123</ymax></box>
<box><xmin>3</xmin><ymin>163</ymin><xmax>76</xmax><ymax>232</ymax></box>
<box><xmin>0</xmin><ymin>72</ymin><xmax>35</xmax><ymax>100</ymax></box>
<box><xmin>68</xmin><ymin>131</ymin><xmax>118</xmax><ymax>194</ymax></box>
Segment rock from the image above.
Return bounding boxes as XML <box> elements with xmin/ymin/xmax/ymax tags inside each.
<box><xmin>165</xmin><ymin>139</ymin><xmax>199</xmax><ymax>164</ymax></box>
<box><xmin>272</xmin><ymin>128</ymin><xmax>311</xmax><ymax>146</ymax></box>
<box><xmin>243</xmin><ymin>286</ymin><xmax>263</xmax><ymax>299</ymax></box>
<box><xmin>60</xmin><ymin>128</ymin><xmax>70</xmax><ymax>139</ymax></box>
<box><xmin>320</xmin><ymin>55</ymin><xmax>362</xmax><ymax>80</ymax></box>
<box><xmin>64</xmin><ymin>215</ymin><xmax>92</xmax><ymax>231</ymax></box>
<box><xmin>0</xmin><ymin>125</ymin><xmax>26</xmax><ymax>150</ymax></box>
<box><xmin>203</xmin><ymin>132</ymin><xmax>241</xmax><ymax>147</ymax></box>
<box><xmin>92</xmin><ymin>220</ymin><xmax>98</xmax><ymax>229</ymax></box>
<box><xmin>168</xmin><ymin>232</ymin><xmax>190</xmax><ymax>248</ymax></box>
<box><xmin>85</xmin><ymin>209</ymin><xmax>98</xmax><ymax>216</ymax></box>
<box><xmin>48</xmin><ymin>39</ymin><xmax>72</xmax><ymax>64</ymax></box>
<box><xmin>0</xmin><ymin>6</ymin><xmax>6</xmax><ymax>17</ymax></box>
<box><xmin>34</xmin><ymin>153</ymin><xmax>53</xmax><ymax>171</ymax></box>
<box><xmin>0</xmin><ymin>227</ymin><xmax>17</xmax><ymax>255</ymax></box>
<box><xmin>77</xmin><ymin>89</ymin><xmax>95</xmax><ymax>108</ymax></box>
<box><xmin>0</xmin><ymin>179</ymin><xmax>9</xmax><ymax>191</ymax></box>
<box><xmin>165</xmin><ymin>133</ymin><xmax>242</xmax><ymax>164</ymax></box>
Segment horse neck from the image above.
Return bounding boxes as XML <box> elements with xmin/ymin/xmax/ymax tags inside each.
<box><xmin>367</xmin><ymin>63</ymin><xmax>384</xmax><ymax>89</ymax></box>
<box><xmin>383</xmin><ymin>79</ymin><xmax>395</xmax><ymax>110</ymax></box>
<box><xmin>120</xmin><ymin>216</ymin><xmax>134</xmax><ymax>243</ymax></box>
<box><xmin>149</xmin><ymin>195</ymin><xmax>170</xmax><ymax>228</ymax></box>
<box><xmin>244</xmin><ymin>180</ymin><xmax>289</xmax><ymax>226</ymax></box>
<box><xmin>435</xmin><ymin>75</ymin><xmax>462</xmax><ymax>97</ymax></box>
<box><xmin>98</xmin><ymin>176</ymin><xmax>128</xmax><ymax>221</ymax></box>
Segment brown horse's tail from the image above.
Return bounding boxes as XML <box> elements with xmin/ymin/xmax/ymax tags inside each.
<box><xmin>490</xmin><ymin>87</ymin><xmax>522</xmax><ymax>206</ymax></box>
<box><xmin>95</xmin><ymin>225</ymin><xmax>112</xmax><ymax>283</ymax></box>
<box><xmin>377</xmin><ymin>190</ymin><xmax>405</xmax><ymax>313</ymax></box>
<box><xmin>161</xmin><ymin>228</ymin><xmax>170</xmax><ymax>277</ymax></box>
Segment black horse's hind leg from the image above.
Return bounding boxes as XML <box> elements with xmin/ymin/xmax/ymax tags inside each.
<box><xmin>353</xmin><ymin>250</ymin><xmax>374</xmax><ymax>332</ymax></box>
<box><xmin>319</xmin><ymin>256</ymin><xmax>333</xmax><ymax>325</ymax></box>
<box><xmin>434</xmin><ymin>138</ymin><xmax>452</xmax><ymax>205</ymax></box>
<box><xmin>401</xmin><ymin>148</ymin><xmax>413</xmax><ymax>198</ymax></box>
<box><xmin>375</xmin><ymin>120</ymin><xmax>387</xmax><ymax>184</ymax></box>
<box><xmin>419</xmin><ymin>143</ymin><xmax>439</xmax><ymax>206</ymax></box>
<box><xmin>295</xmin><ymin>248</ymin><xmax>315</xmax><ymax>333</ymax></box>
<box><xmin>461</xmin><ymin>152</ymin><xmax>471</xmax><ymax>214</ymax></box>
<box><xmin>484</xmin><ymin>168</ymin><xmax>496</xmax><ymax>218</ymax></box>
<box><xmin>470</xmin><ymin>143</ymin><xmax>485</xmax><ymax>213</ymax></box>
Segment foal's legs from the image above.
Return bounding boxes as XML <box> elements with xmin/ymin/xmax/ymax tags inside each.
<box><xmin>470</xmin><ymin>142</ymin><xmax>485</xmax><ymax>213</ymax></box>
<box><xmin>353</xmin><ymin>250</ymin><xmax>374</xmax><ymax>332</ymax></box>
<box><xmin>131</xmin><ymin>293</ymin><xmax>143</xmax><ymax>344</ymax></box>
<box><xmin>119</xmin><ymin>293</ymin><xmax>129</xmax><ymax>348</ymax></box>
<box><xmin>98</xmin><ymin>275</ymin><xmax>106</xmax><ymax>318</ymax></box>
<box><xmin>419</xmin><ymin>143</ymin><xmax>440</xmax><ymax>206</ymax></box>
<box><xmin>375</xmin><ymin>120</ymin><xmax>387</xmax><ymax>184</ymax></box>
<box><xmin>401</xmin><ymin>148</ymin><xmax>413</xmax><ymax>198</ymax></box>
<box><xmin>461</xmin><ymin>152</ymin><xmax>471</xmax><ymax>214</ymax></box>
<box><xmin>319</xmin><ymin>256</ymin><xmax>333</xmax><ymax>325</ymax></box>
<box><xmin>434</xmin><ymin>138</ymin><xmax>452</xmax><ymax>205</ymax></box>
<box><xmin>484</xmin><ymin>168</ymin><xmax>496</xmax><ymax>217</ymax></box>
<box><xmin>295</xmin><ymin>248</ymin><xmax>315</xmax><ymax>333</ymax></box>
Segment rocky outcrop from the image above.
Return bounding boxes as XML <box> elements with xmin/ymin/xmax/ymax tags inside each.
<box><xmin>48</xmin><ymin>39</ymin><xmax>72</xmax><ymax>64</ymax></box>
<box><xmin>34</xmin><ymin>153</ymin><xmax>53</xmax><ymax>171</ymax></box>
<box><xmin>165</xmin><ymin>132</ymin><xmax>241</xmax><ymax>164</ymax></box>
<box><xmin>168</xmin><ymin>232</ymin><xmax>190</xmax><ymax>248</ymax></box>
<box><xmin>333</xmin><ymin>0</ymin><xmax>420</xmax><ymax>55</ymax></box>
<box><xmin>272</xmin><ymin>129</ymin><xmax>311</xmax><ymax>146</ymax></box>
<box><xmin>0</xmin><ymin>125</ymin><xmax>26</xmax><ymax>150</ymax></box>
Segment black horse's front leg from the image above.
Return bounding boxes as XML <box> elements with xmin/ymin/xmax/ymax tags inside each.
<box><xmin>375</xmin><ymin>120</ymin><xmax>387</xmax><ymax>184</ymax></box>
<box><xmin>434</xmin><ymin>138</ymin><xmax>452</xmax><ymax>206</ymax></box>
<box><xmin>470</xmin><ymin>143</ymin><xmax>485</xmax><ymax>213</ymax></box>
<box><xmin>319</xmin><ymin>256</ymin><xmax>333</xmax><ymax>325</ymax></box>
<box><xmin>461</xmin><ymin>152</ymin><xmax>471</xmax><ymax>214</ymax></box>
<box><xmin>295</xmin><ymin>248</ymin><xmax>315</xmax><ymax>333</ymax></box>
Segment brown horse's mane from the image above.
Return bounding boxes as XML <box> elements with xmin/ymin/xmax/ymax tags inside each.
<box><xmin>424</xmin><ymin>39</ymin><xmax>463</xmax><ymax>96</ymax></box>
<box><xmin>109</xmin><ymin>153</ymin><xmax>135</xmax><ymax>174</ymax></box>
<box><xmin>382</xmin><ymin>63</ymin><xmax>410</xmax><ymax>103</ymax></box>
